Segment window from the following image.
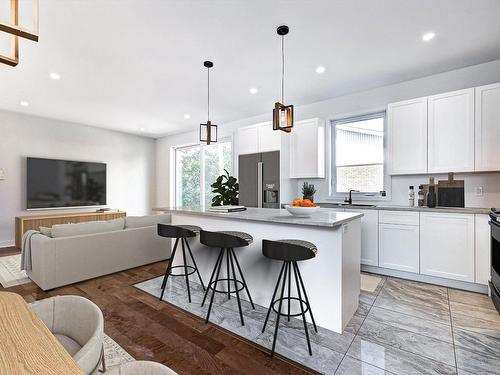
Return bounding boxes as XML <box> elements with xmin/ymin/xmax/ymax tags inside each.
<box><xmin>175</xmin><ymin>140</ymin><xmax>232</xmax><ymax>207</ymax></box>
<box><xmin>332</xmin><ymin>112</ymin><xmax>385</xmax><ymax>195</ymax></box>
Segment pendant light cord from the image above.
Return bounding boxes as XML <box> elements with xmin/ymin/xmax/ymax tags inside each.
<box><xmin>207</xmin><ymin>67</ymin><xmax>210</xmax><ymax>121</ymax></box>
<box><xmin>281</xmin><ymin>35</ymin><xmax>285</xmax><ymax>104</ymax></box>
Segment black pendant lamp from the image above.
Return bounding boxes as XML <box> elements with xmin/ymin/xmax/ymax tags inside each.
<box><xmin>273</xmin><ymin>25</ymin><xmax>294</xmax><ymax>133</ymax></box>
<box><xmin>200</xmin><ymin>60</ymin><xmax>218</xmax><ymax>145</ymax></box>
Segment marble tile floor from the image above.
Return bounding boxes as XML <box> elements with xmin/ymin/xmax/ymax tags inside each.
<box><xmin>134</xmin><ymin>274</ymin><xmax>500</xmax><ymax>375</ymax></box>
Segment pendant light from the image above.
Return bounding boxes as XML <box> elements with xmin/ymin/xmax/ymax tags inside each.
<box><xmin>273</xmin><ymin>25</ymin><xmax>294</xmax><ymax>133</ymax></box>
<box><xmin>0</xmin><ymin>0</ymin><xmax>39</xmax><ymax>67</ymax></box>
<box><xmin>200</xmin><ymin>60</ymin><xmax>218</xmax><ymax>145</ymax></box>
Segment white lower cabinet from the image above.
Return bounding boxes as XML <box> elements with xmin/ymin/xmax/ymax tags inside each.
<box><xmin>475</xmin><ymin>214</ymin><xmax>491</xmax><ymax>285</ymax></box>
<box><xmin>420</xmin><ymin>212</ymin><xmax>474</xmax><ymax>282</ymax></box>
<box><xmin>345</xmin><ymin>209</ymin><xmax>379</xmax><ymax>266</ymax></box>
<box><xmin>379</xmin><ymin>223</ymin><xmax>420</xmax><ymax>273</ymax></box>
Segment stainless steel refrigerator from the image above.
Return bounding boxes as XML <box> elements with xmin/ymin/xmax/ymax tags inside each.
<box><xmin>238</xmin><ymin>151</ymin><xmax>280</xmax><ymax>209</ymax></box>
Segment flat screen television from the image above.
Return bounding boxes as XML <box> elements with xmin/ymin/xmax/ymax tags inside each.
<box><xmin>27</xmin><ymin>157</ymin><xmax>107</xmax><ymax>209</ymax></box>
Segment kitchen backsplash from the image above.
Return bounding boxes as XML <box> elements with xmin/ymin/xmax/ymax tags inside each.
<box><xmin>294</xmin><ymin>172</ymin><xmax>500</xmax><ymax>208</ymax></box>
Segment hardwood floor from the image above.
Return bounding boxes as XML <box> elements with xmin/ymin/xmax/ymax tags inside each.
<box><xmin>0</xmin><ymin>247</ymin><xmax>315</xmax><ymax>375</ymax></box>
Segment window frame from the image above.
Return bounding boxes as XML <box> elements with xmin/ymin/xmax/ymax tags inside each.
<box><xmin>329</xmin><ymin>111</ymin><xmax>390</xmax><ymax>201</ymax></box>
<box><xmin>173</xmin><ymin>137</ymin><xmax>233</xmax><ymax>208</ymax></box>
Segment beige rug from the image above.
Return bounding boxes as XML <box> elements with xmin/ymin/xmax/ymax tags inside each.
<box><xmin>104</xmin><ymin>334</ymin><xmax>135</xmax><ymax>369</ymax></box>
<box><xmin>0</xmin><ymin>254</ymin><xmax>31</xmax><ymax>288</ymax></box>
<box><xmin>361</xmin><ymin>273</ymin><xmax>382</xmax><ymax>292</ymax></box>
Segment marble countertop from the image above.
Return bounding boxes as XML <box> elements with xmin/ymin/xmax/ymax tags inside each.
<box><xmin>317</xmin><ymin>203</ymin><xmax>491</xmax><ymax>215</ymax></box>
<box><xmin>153</xmin><ymin>207</ymin><xmax>363</xmax><ymax>228</ymax></box>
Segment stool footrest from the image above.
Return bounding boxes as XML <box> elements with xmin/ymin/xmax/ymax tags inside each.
<box><xmin>208</xmin><ymin>278</ymin><xmax>245</xmax><ymax>294</ymax></box>
<box><xmin>167</xmin><ymin>265</ymin><xmax>198</xmax><ymax>277</ymax></box>
<box><xmin>271</xmin><ymin>297</ymin><xmax>310</xmax><ymax>317</ymax></box>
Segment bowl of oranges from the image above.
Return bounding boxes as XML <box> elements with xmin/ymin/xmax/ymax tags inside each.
<box><xmin>285</xmin><ymin>199</ymin><xmax>320</xmax><ymax>217</ymax></box>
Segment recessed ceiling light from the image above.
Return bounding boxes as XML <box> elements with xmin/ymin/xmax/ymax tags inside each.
<box><xmin>422</xmin><ymin>32</ymin><xmax>436</xmax><ymax>42</ymax></box>
<box><xmin>249</xmin><ymin>87</ymin><xmax>258</xmax><ymax>94</ymax></box>
<box><xmin>184</xmin><ymin>114</ymin><xmax>191</xmax><ymax>119</ymax></box>
<box><xmin>49</xmin><ymin>72</ymin><xmax>61</xmax><ymax>80</ymax></box>
<box><xmin>139</xmin><ymin>127</ymin><xmax>146</xmax><ymax>132</ymax></box>
<box><xmin>315</xmin><ymin>66</ymin><xmax>326</xmax><ymax>74</ymax></box>
<box><xmin>20</xmin><ymin>100</ymin><xmax>29</xmax><ymax>107</ymax></box>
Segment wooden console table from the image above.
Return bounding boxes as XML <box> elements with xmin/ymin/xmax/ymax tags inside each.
<box><xmin>0</xmin><ymin>292</ymin><xmax>84</xmax><ymax>374</ymax></box>
<box><xmin>15</xmin><ymin>210</ymin><xmax>126</xmax><ymax>248</ymax></box>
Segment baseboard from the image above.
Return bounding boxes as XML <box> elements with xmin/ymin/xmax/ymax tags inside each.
<box><xmin>0</xmin><ymin>240</ymin><xmax>15</xmax><ymax>248</ymax></box>
<box><xmin>362</xmin><ymin>265</ymin><xmax>489</xmax><ymax>294</ymax></box>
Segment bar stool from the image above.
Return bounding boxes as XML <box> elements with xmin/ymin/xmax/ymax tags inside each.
<box><xmin>157</xmin><ymin>224</ymin><xmax>205</xmax><ymax>302</ymax></box>
<box><xmin>200</xmin><ymin>230</ymin><xmax>255</xmax><ymax>325</ymax></box>
<box><xmin>261</xmin><ymin>239</ymin><xmax>318</xmax><ymax>356</ymax></box>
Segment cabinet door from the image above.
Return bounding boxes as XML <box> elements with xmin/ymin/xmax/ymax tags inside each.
<box><xmin>379</xmin><ymin>223</ymin><xmax>419</xmax><ymax>273</ymax></box>
<box><xmin>420</xmin><ymin>212</ymin><xmax>474</xmax><ymax>282</ymax></box>
<box><xmin>346</xmin><ymin>208</ymin><xmax>379</xmax><ymax>266</ymax></box>
<box><xmin>387</xmin><ymin>97</ymin><xmax>428</xmax><ymax>174</ymax></box>
<box><xmin>475</xmin><ymin>82</ymin><xmax>500</xmax><ymax>171</ymax></box>
<box><xmin>258</xmin><ymin>124</ymin><xmax>281</xmax><ymax>153</ymax></box>
<box><xmin>236</xmin><ymin>126</ymin><xmax>259</xmax><ymax>156</ymax></box>
<box><xmin>289</xmin><ymin>119</ymin><xmax>325</xmax><ymax>178</ymax></box>
<box><xmin>475</xmin><ymin>214</ymin><xmax>491</xmax><ymax>285</ymax></box>
<box><xmin>428</xmin><ymin>88</ymin><xmax>474</xmax><ymax>173</ymax></box>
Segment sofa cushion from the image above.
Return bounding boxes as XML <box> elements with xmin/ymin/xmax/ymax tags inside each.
<box><xmin>39</xmin><ymin>226</ymin><xmax>53</xmax><ymax>237</ymax></box>
<box><xmin>125</xmin><ymin>214</ymin><xmax>170</xmax><ymax>229</ymax></box>
<box><xmin>51</xmin><ymin>218</ymin><xmax>125</xmax><ymax>238</ymax></box>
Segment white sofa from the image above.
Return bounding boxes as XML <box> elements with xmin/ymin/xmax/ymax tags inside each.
<box><xmin>27</xmin><ymin>214</ymin><xmax>171</xmax><ymax>290</ymax></box>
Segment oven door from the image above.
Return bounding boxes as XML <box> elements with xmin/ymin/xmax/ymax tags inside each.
<box><xmin>489</xmin><ymin>218</ymin><xmax>500</xmax><ymax>313</ymax></box>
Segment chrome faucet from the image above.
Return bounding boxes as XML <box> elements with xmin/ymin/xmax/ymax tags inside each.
<box><xmin>344</xmin><ymin>190</ymin><xmax>359</xmax><ymax>205</ymax></box>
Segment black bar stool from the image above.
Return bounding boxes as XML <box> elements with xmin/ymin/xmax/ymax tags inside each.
<box><xmin>200</xmin><ymin>230</ymin><xmax>255</xmax><ymax>325</ymax></box>
<box><xmin>261</xmin><ymin>239</ymin><xmax>318</xmax><ymax>356</ymax></box>
<box><xmin>157</xmin><ymin>224</ymin><xmax>205</xmax><ymax>302</ymax></box>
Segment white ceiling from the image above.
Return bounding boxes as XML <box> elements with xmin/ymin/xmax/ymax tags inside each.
<box><xmin>1</xmin><ymin>0</ymin><xmax>500</xmax><ymax>138</ymax></box>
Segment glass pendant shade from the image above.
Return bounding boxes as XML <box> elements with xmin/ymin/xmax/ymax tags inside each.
<box><xmin>273</xmin><ymin>102</ymin><xmax>294</xmax><ymax>132</ymax></box>
<box><xmin>200</xmin><ymin>120</ymin><xmax>218</xmax><ymax>145</ymax></box>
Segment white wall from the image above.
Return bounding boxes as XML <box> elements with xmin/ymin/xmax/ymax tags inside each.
<box><xmin>157</xmin><ymin>59</ymin><xmax>500</xmax><ymax>208</ymax></box>
<box><xmin>0</xmin><ymin>110</ymin><xmax>156</xmax><ymax>247</ymax></box>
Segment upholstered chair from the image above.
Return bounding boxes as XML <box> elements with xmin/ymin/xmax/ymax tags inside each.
<box><xmin>30</xmin><ymin>295</ymin><xmax>104</xmax><ymax>375</ymax></box>
<box><xmin>107</xmin><ymin>360</ymin><xmax>178</xmax><ymax>375</ymax></box>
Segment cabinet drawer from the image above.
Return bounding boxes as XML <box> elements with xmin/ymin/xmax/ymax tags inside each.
<box><xmin>379</xmin><ymin>210</ymin><xmax>419</xmax><ymax>226</ymax></box>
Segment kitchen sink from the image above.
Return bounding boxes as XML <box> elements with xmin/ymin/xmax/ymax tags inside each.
<box><xmin>317</xmin><ymin>203</ymin><xmax>376</xmax><ymax>208</ymax></box>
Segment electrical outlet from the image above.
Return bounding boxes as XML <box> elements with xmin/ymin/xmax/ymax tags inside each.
<box><xmin>475</xmin><ymin>186</ymin><xmax>484</xmax><ymax>196</ymax></box>
<box><xmin>0</xmin><ymin>168</ymin><xmax>5</xmax><ymax>181</ymax></box>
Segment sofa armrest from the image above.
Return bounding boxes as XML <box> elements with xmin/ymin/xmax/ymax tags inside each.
<box><xmin>27</xmin><ymin>235</ymin><xmax>57</xmax><ymax>290</ymax></box>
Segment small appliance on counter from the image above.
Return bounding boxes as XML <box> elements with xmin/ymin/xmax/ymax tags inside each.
<box><xmin>437</xmin><ymin>173</ymin><xmax>465</xmax><ymax>208</ymax></box>
<box><xmin>488</xmin><ymin>208</ymin><xmax>500</xmax><ymax>314</ymax></box>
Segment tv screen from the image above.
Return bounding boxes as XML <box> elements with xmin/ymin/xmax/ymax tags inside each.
<box><xmin>27</xmin><ymin>157</ymin><xmax>107</xmax><ymax>209</ymax></box>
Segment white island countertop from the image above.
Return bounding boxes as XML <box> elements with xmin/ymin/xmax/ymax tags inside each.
<box><xmin>153</xmin><ymin>206</ymin><xmax>363</xmax><ymax>228</ymax></box>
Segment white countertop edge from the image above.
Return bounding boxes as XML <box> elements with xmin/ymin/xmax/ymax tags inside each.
<box><xmin>152</xmin><ymin>207</ymin><xmax>363</xmax><ymax>228</ymax></box>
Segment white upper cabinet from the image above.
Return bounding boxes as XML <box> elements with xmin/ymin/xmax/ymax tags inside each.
<box><xmin>420</xmin><ymin>212</ymin><xmax>474</xmax><ymax>282</ymax></box>
<box><xmin>258</xmin><ymin>123</ymin><xmax>282</xmax><ymax>153</ymax></box>
<box><xmin>428</xmin><ymin>88</ymin><xmax>475</xmax><ymax>173</ymax></box>
<box><xmin>235</xmin><ymin>126</ymin><xmax>259</xmax><ymax>156</ymax></box>
<box><xmin>387</xmin><ymin>97</ymin><xmax>428</xmax><ymax>175</ymax></box>
<box><xmin>235</xmin><ymin>123</ymin><xmax>281</xmax><ymax>156</ymax></box>
<box><xmin>289</xmin><ymin>118</ymin><xmax>325</xmax><ymax>178</ymax></box>
<box><xmin>475</xmin><ymin>82</ymin><xmax>500</xmax><ymax>171</ymax></box>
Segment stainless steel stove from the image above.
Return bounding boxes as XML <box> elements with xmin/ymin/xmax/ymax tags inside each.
<box><xmin>489</xmin><ymin>208</ymin><xmax>500</xmax><ymax>313</ymax></box>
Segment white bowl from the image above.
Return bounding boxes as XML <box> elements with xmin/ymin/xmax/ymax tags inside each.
<box><xmin>285</xmin><ymin>205</ymin><xmax>320</xmax><ymax>217</ymax></box>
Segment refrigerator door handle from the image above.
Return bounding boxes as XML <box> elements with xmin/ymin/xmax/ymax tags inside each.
<box><xmin>257</xmin><ymin>162</ymin><xmax>263</xmax><ymax>208</ymax></box>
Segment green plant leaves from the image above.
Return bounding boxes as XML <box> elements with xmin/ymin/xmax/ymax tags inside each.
<box><xmin>211</xmin><ymin>170</ymin><xmax>239</xmax><ymax>206</ymax></box>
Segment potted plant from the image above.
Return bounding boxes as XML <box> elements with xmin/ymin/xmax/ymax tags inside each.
<box><xmin>211</xmin><ymin>169</ymin><xmax>239</xmax><ymax>206</ymax></box>
<box><xmin>302</xmin><ymin>182</ymin><xmax>316</xmax><ymax>202</ymax></box>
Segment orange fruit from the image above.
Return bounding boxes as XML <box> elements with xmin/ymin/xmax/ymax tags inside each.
<box><xmin>292</xmin><ymin>198</ymin><xmax>302</xmax><ymax>207</ymax></box>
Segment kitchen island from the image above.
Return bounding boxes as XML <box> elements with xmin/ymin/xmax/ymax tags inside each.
<box><xmin>152</xmin><ymin>207</ymin><xmax>363</xmax><ymax>333</ymax></box>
